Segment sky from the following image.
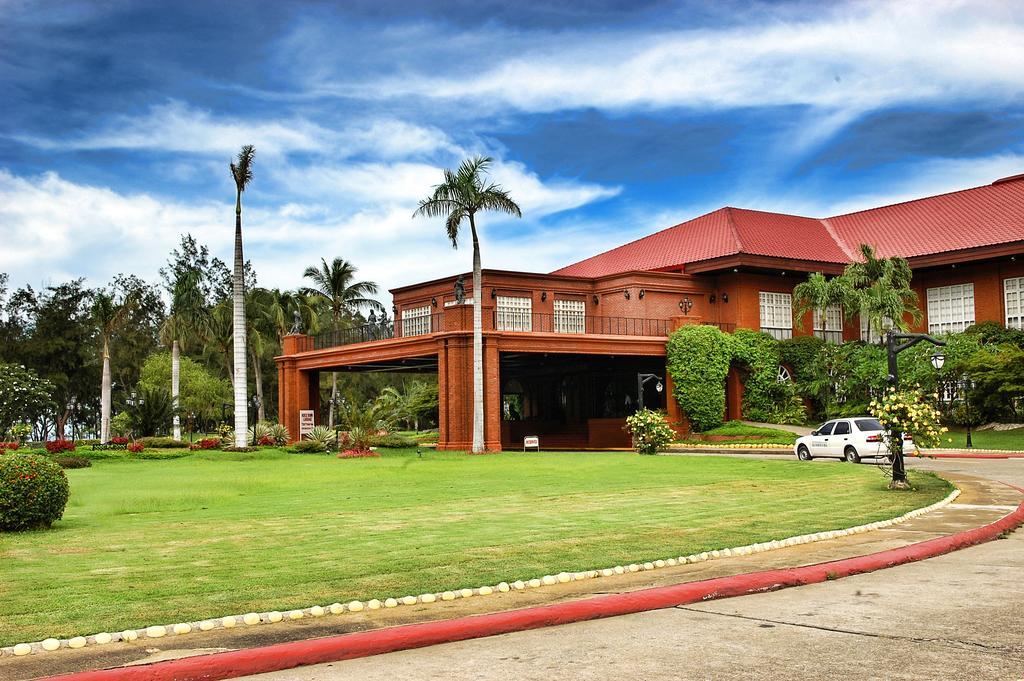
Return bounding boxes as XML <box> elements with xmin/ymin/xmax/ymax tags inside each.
<box><xmin>1</xmin><ymin>0</ymin><xmax>1023</xmax><ymax>303</ymax></box>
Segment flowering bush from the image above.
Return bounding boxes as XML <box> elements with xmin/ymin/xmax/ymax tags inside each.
<box><xmin>110</xmin><ymin>436</ymin><xmax>129</xmax><ymax>445</ymax></box>
<box><xmin>189</xmin><ymin>438</ymin><xmax>221</xmax><ymax>451</ymax></box>
<box><xmin>0</xmin><ymin>453</ymin><xmax>70</xmax><ymax>531</ymax></box>
<box><xmin>625</xmin><ymin>409</ymin><xmax>676</xmax><ymax>455</ymax></box>
<box><xmin>45</xmin><ymin>439</ymin><xmax>76</xmax><ymax>454</ymax></box>
<box><xmin>257</xmin><ymin>435</ymin><xmax>275</xmax><ymax>446</ymax></box>
<box><xmin>127</xmin><ymin>441</ymin><xmax>144</xmax><ymax>453</ymax></box>
<box><xmin>7</xmin><ymin>423</ymin><xmax>32</xmax><ymax>443</ymax></box>
<box><xmin>337</xmin><ymin>449</ymin><xmax>379</xmax><ymax>459</ymax></box>
<box><xmin>869</xmin><ymin>386</ymin><xmax>946</xmax><ymax>456</ymax></box>
<box><xmin>0</xmin><ymin>442</ymin><xmax>20</xmax><ymax>453</ymax></box>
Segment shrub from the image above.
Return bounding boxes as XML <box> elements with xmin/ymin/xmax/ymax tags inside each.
<box><xmin>110</xmin><ymin>411</ymin><xmax>133</xmax><ymax>438</ymax></box>
<box><xmin>268</xmin><ymin>422</ymin><xmax>290</xmax><ymax>446</ymax></box>
<box><xmin>870</xmin><ymin>387</ymin><xmax>946</xmax><ymax>456</ymax></box>
<box><xmin>0</xmin><ymin>454</ymin><xmax>70</xmax><ymax>531</ymax></box>
<box><xmin>291</xmin><ymin>440</ymin><xmax>327</xmax><ymax>454</ymax></box>
<box><xmin>133</xmin><ymin>449</ymin><xmax>193</xmax><ymax>460</ymax></box>
<box><xmin>248</xmin><ymin>421</ymin><xmax>274</xmax><ymax>446</ymax></box>
<box><xmin>75</xmin><ymin>439</ymin><xmax>100</xmax><ymax>446</ymax></box>
<box><xmin>666</xmin><ymin>325</ymin><xmax>732</xmax><ymax>431</ymax></box>
<box><xmin>127</xmin><ymin>442</ymin><xmax>144</xmax><ymax>453</ymax></box>
<box><xmin>45</xmin><ymin>440</ymin><xmax>77</xmax><ymax>454</ymax></box>
<box><xmin>221</xmin><ymin>445</ymin><xmax>259</xmax><ymax>453</ymax></box>
<box><xmin>625</xmin><ymin>408</ymin><xmax>676</xmax><ymax>455</ymax></box>
<box><xmin>189</xmin><ymin>438</ymin><xmax>221</xmax><ymax>451</ymax></box>
<box><xmin>6</xmin><ymin>423</ymin><xmax>33</xmax><ymax>443</ymax></box>
<box><xmin>304</xmin><ymin>425</ymin><xmax>337</xmax><ymax>449</ymax></box>
<box><xmin>111</xmin><ymin>436</ymin><xmax>129</xmax><ymax>445</ymax></box>
<box><xmin>371</xmin><ymin>434</ymin><xmax>417</xmax><ymax>448</ymax></box>
<box><xmin>141</xmin><ymin>436</ymin><xmax>186</xmax><ymax>449</ymax></box>
<box><xmin>218</xmin><ymin>424</ymin><xmax>234</xmax><ymax>446</ymax></box>
<box><xmin>0</xmin><ymin>442</ymin><xmax>20</xmax><ymax>452</ymax></box>
<box><xmin>53</xmin><ymin>455</ymin><xmax>91</xmax><ymax>469</ymax></box>
<box><xmin>257</xmin><ymin>435</ymin><xmax>275</xmax><ymax>446</ymax></box>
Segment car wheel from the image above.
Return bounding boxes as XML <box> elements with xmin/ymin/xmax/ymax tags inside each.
<box><xmin>844</xmin><ymin>446</ymin><xmax>861</xmax><ymax>464</ymax></box>
<box><xmin>797</xmin><ymin>445</ymin><xmax>812</xmax><ymax>461</ymax></box>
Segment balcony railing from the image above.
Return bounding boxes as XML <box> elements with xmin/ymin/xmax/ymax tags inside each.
<box><xmin>295</xmin><ymin>313</ymin><xmax>444</xmax><ymax>352</ymax></box>
<box><xmin>492</xmin><ymin>311</ymin><xmax>670</xmax><ymax>337</ymax></box>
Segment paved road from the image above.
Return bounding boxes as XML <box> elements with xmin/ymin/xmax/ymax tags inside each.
<box><xmin>249</xmin><ymin>458</ymin><xmax>1024</xmax><ymax>681</ymax></box>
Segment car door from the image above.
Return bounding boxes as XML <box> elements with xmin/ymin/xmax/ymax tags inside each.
<box><xmin>831</xmin><ymin>420</ymin><xmax>852</xmax><ymax>458</ymax></box>
<box><xmin>810</xmin><ymin>421</ymin><xmax>835</xmax><ymax>456</ymax></box>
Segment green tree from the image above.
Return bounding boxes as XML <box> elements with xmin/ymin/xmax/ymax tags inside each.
<box><xmin>845</xmin><ymin>244</ymin><xmax>922</xmax><ymax>338</ymax></box>
<box><xmin>301</xmin><ymin>257</ymin><xmax>383</xmax><ymax>427</ymax></box>
<box><xmin>138</xmin><ymin>351</ymin><xmax>231</xmax><ymax>425</ymax></box>
<box><xmin>0</xmin><ymin>363</ymin><xmax>55</xmax><ymax>439</ymax></box>
<box><xmin>414</xmin><ymin>156</ymin><xmax>522</xmax><ymax>453</ymax></box>
<box><xmin>160</xmin><ymin>269</ymin><xmax>207</xmax><ymax>441</ymax></box>
<box><xmin>91</xmin><ymin>290</ymin><xmax>137</xmax><ymax>442</ymax></box>
<box><xmin>229</xmin><ymin>144</ymin><xmax>255</xmax><ymax>448</ymax></box>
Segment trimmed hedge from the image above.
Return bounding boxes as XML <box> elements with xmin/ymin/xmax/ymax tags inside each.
<box><xmin>371</xmin><ymin>434</ymin><xmax>418</xmax><ymax>448</ymax></box>
<box><xmin>53</xmin><ymin>455</ymin><xmax>92</xmax><ymax>469</ymax></box>
<box><xmin>140</xmin><ymin>437</ymin><xmax>189</xmax><ymax>449</ymax></box>
<box><xmin>666</xmin><ymin>325</ymin><xmax>732</xmax><ymax>432</ymax></box>
<box><xmin>0</xmin><ymin>454</ymin><xmax>70</xmax><ymax>531</ymax></box>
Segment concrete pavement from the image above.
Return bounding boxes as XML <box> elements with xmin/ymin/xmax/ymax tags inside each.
<box><xmin>246</xmin><ymin>458</ymin><xmax>1024</xmax><ymax>681</ymax></box>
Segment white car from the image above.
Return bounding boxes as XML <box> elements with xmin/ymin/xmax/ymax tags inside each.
<box><xmin>794</xmin><ymin>417</ymin><xmax>914</xmax><ymax>464</ymax></box>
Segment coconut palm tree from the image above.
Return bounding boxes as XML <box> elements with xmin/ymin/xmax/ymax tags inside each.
<box><xmin>792</xmin><ymin>271</ymin><xmax>850</xmax><ymax>332</ymax></box>
<box><xmin>92</xmin><ymin>291</ymin><xmax>136</xmax><ymax>442</ymax></box>
<box><xmin>413</xmin><ymin>156</ymin><xmax>521</xmax><ymax>453</ymax></box>
<box><xmin>229</xmin><ymin>144</ymin><xmax>255</xmax><ymax>448</ymax></box>
<box><xmin>844</xmin><ymin>244</ymin><xmax>922</xmax><ymax>340</ymax></box>
<box><xmin>160</xmin><ymin>269</ymin><xmax>206</xmax><ymax>441</ymax></box>
<box><xmin>301</xmin><ymin>257</ymin><xmax>383</xmax><ymax>426</ymax></box>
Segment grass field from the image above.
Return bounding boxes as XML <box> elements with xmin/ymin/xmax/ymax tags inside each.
<box><xmin>0</xmin><ymin>449</ymin><xmax>950</xmax><ymax>645</ymax></box>
<box><xmin>678</xmin><ymin>421</ymin><xmax>799</xmax><ymax>445</ymax></box>
<box><xmin>942</xmin><ymin>426</ymin><xmax>1024</xmax><ymax>451</ymax></box>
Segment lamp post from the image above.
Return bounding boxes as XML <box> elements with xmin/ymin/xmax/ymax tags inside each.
<box><xmin>885</xmin><ymin>330</ymin><xmax>946</xmax><ymax>487</ymax></box>
<box><xmin>330</xmin><ymin>393</ymin><xmax>344</xmax><ymax>450</ymax></box>
<box><xmin>249</xmin><ymin>395</ymin><xmax>262</xmax><ymax>431</ymax></box>
<box><xmin>636</xmin><ymin>373</ymin><xmax>664</xmax><ymax>411</ymax></box>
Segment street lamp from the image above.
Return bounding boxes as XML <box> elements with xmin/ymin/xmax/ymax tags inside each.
<box><xmin>636</xmin><ymin>373</ymin><xmax>664</xmax><ymax>411</ymax></box>
<box><xmin>330</xmin><ymin>393</ymin><xmax>344</xmax><ymax>449</ymax></box>
<box><xmin>885</xmin><ymin>330</ymin><xmax>947</xmax><ymax>488</ymax></box>
<box><xmin>249</xmin><ymin>395</ymin><xmax>262</xmax><ymax>428</ymax></box>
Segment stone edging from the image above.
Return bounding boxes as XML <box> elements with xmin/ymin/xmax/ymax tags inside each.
<box><xmin>0</xmin><ymin>488</ymin><xmax>960</xmax><ymax>659</ymax></box>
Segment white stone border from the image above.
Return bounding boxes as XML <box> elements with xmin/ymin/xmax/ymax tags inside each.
<box><xmin>0</xmin><ymin>488</ymin><xmax>960</xmax><ymax>658</ymax></box>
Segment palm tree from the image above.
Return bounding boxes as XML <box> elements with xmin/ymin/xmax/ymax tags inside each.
<box><xmin>229</xmin><ymin>144</ymin><xmax>255</xmax><ymax>448</ymax></box>
<box><xmin>844</xmin><ymin>244</ymin><xmax>922</xmax><ymax>340</ymax></box>
<box><xmin>301</xmin><ymin>257</ymin><xmax>383</xmax><ymax>426</ymax></box>
<box><xmin>413</xmin><ymin>156</ymin><xmax>521</xmax><ymax>453</ymax></box>
<box><xmin>92</xmin><ymin>291</ymin><xmax>136</xmax><ymax>442</ymax></box>
<box><xmin>792</xmin><ymin>271</ymin><xmax>850</xmax><ymax>332</ymax></box>
<box><xmin>160</xmin><ymin>269</ymin><xmax>206</xmax><ymax>441</ymax></box>
<box><xmin>265</xmin><ymin>288</ymin><xmax>320</xmax><ymax>345</ymax></box>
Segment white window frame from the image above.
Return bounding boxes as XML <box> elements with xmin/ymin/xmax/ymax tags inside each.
<box><xmin>813</xmin><ymin>304</ymin><xmax>843</xmax><ymax>344</ymax></box>
<box><xmin>860</xmin><ymin>312</ymin><xmax>893</xmax><ymax>343</ymax></box>
<box><xmin>927</xmin><ymin>283</ymin><xmax>975</xmax><ymax>335</ymax></box>
<box><xmin>496</xmin><ymin>295</ymin><xmax>532</xmax><ymax>332</ymax></box>
<box><xmin>759</xmin><ymin>291</ymin><xmax>793</xmax><ymax>340</ymax></box>
<box><xmin>401</xmin><ymin>306</ymin><xmax>431</xmax><ymax>337</ymax></box>
<box><xmin>553</xmin><ymin>298</ymin><xmax>585</xmax><ymax>334</ymax></box>
<box><xmin>1006</xmin><ymin>277</ymin><xmax>1023</xmax><ymax>330</ymax></box>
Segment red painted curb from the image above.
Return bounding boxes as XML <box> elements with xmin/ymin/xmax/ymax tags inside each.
<box><xmin>922</xmin><ymin>453</ymin><xmax>1024</xmax><ymax>460</ymax></box>
<box><xmin>44</xmin><ymin>489</ymin><xmax>1024</xmax><ymax>681</ymax></box>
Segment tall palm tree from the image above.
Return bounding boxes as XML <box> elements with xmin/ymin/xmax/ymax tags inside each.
<box><xmin>301</xmin><ymin>257</ymin><xmax>383</xmax><ymax>426</ymax></box>
<box><xmin>844</xmin><ymin>244</ymin><xmax>922</xmax><ymax>339</ymax></box>
<box><xmin>413</xmin><ymin>156</ymin><xmax>521</xmax><ymax>453</ymax></box>
<box><xmin>92</xmin><ymin>291</ymin><xmax>136</xmax><ymax>442</ymax></box>
<box><xmin>160</xmin><ymin>269</ymin><xmax>206</xmax><ymax>441</ymax></box>
<box><xmin>265</xmin><ymin>288</ymin><xmax>320</xmax><ymax>345</ymax></box>
<box><xmin>792</xmin><ymin>272</ymin><xmax>850</xmax><ymax>331</ymax></box>
<box><xmin>229</xmin><ymin>144</ymin><xmax>255</xmax><ymax>447</ymax></box>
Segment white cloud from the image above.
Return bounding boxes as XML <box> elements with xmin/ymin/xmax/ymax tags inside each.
<box><xmin>334</xmin><ymin>1</ymin><xmax>1024</xmax><ymax>115</ymax></box>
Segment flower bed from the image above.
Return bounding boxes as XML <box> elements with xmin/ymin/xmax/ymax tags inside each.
<box><xmin>44</xmin><ymin>440</ymin><xmax>76</xmax><ymax>454</ymax></box>
<box><xmin>0</xmin><ymin>442</ymin><xmax>20</xmax><ymax>453</ymax></box>
<box><xmin>337</xmin><ymin>449</ymin><xmax>379</xmax><ymax>459</ymax></box>
<box><xmin>127</xmin><ymin>442</ymin><xmax>144</xmax><ymax>454</ymax></box>
<box><xmin>190</xmin><ymin>438</ymin><xmax>221</xmax><ymax>451</ymax></box>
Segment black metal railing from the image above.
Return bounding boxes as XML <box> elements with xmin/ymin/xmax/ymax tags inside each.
<box><xmin>295</xmin><ymin>313</ymin><xmax>444</xmax><ymax>352</ymax></box>
<box><xmin>492</xmin><ymin>311</ymin><xmax>670</xmax><ymax>337</ymax></box>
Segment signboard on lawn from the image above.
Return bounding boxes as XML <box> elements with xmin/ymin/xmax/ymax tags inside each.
<box><xmin>299</xmin><ymin>410</ymin><xmax>315</xmax><ymax>437</ymax></box>
<box><xmin>523</xmin><ymin>436</ymin><xmax>540</xmax><ymax>451</ymax></box>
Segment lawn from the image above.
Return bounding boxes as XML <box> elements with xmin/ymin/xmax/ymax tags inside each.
<box><xmin>942</xmin><ymin>426</ymin><xmax>1024</xmax><ymax>451</ymax></box>
<box><xmin>0</xmin><ymin>449</ymin><xmax>950</xmax><ymax>645</ymax></box>
<box><xmin>678</xmin><ymin>421</ymin><xmax>799</xmax><ymax>445</ymax></box>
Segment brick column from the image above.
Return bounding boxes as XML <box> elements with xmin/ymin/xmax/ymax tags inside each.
<box><xmin>438</xmin><ymin>336</ymin><xmax>472</xmax><ymax>450</ymax></box>
<box><xmin>278</xmin><ymin>334</ymin><xmax>312</xmax><ymax>443</ymax></box>
<box><xmin>484</xmin><ymin>338</ymin><xmax>501</xmax><ymax>451</ymax></box>
<box><xmin>663</xmin><ymin>369</ymin><xmax>690</xmax><ymax>437</ymax></box>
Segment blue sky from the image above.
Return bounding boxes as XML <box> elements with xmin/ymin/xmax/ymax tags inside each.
<box><xmin>1</xmin><ymin>0</ymin><xmax>1023</xmax><ymax>299</ymax></box>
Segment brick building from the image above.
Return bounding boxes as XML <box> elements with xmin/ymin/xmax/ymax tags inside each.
<box><xmin>277</xmin><ymin>174</ymin><xmax>1024</xmax><ymax>450</ymax></box>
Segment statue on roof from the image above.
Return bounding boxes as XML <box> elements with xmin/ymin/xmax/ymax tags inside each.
<box><xmin>289</xmin><ymin>309</ymin><xmax>303</xmax><ymax>334</ymax></box>
<box><xmin>454</xmin><ymin>274</ymin><xmax>466</xmax><ymax>304</ymax></box>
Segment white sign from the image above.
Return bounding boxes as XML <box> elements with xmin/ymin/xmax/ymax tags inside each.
<box><xmin>523</xmin><ymin>436</ymin><xmax>540</xmax><ymax>451</ymax></box>
<box><xmin>299</xmin><ymin>410</ymin><xmax>315</xmax><ymax>437</ymax></box>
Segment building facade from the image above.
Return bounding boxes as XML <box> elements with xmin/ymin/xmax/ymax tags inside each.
<box><xmin>277</xmin><ymin>174</ymin><xmax>1024</xmax><ymax>450</ymax></box>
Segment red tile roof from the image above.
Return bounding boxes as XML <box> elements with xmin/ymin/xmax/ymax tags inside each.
<box><xmin>553</xmin><ymin>175</ymin><xmax>1024</xmax><ymax>277</ymax></box>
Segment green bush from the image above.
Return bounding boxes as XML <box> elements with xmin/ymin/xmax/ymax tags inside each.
<box><xmin>0</xmin><ymin>454</ymin><xmax>70</xmax><ymax>531</ymax></box>
<box><xmin>220</xmin><ymin>446</ymin><xmax>260</xmax><ymax>453</ymax></box>
<box><xmin>625</xmin><ymin>408</ymin><xmax>676</xmax><ymax>455</ymax></box>
<box><xmin>371</xmin><ymin>434</ymin><xmax>417</xmax><ymax>448</ymax></box>
<box><xmin>290</xmin><ymin>440</ymin><xmax>327</xmax><ymax>454</ymax></box>
<box><xmin>141</xmin><ymin>436</ymin><xmax>188</xmax><ymax>449</ymax></box>
<box><xmin>53</xmin><ymin>455</ymin><xmax>92</xmax><ymax>469</ymax></box>
<box><xmin>133</xmin><ymin>449</ymin><xmax>194</xmax><ymax>460</ymax></box>
<box><xmin>666</xmin><ymin>325</ymin><xmax>732</xmax><ymax>431</ymax></box>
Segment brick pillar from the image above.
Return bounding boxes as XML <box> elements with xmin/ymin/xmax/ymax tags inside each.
<box><xmin>437</xmin><ymin>339</ymin><xmax>449</xmax><ymax>450</ymax></box>
<box><xmin>277</xmin><ymin>334</ymin><xmax>315</xmax><ymax>443</ymax></box>
<box><xmin>439</xmin><ymin>336</ymin><xmax>472</xmax><ymax>450</ymax></box>
<box><xmin>726</xmin><ymin>367</ymin><xmax>744</xmax><ymax>422</ymax></box>
<box><xmin>664</xmin><ymin>368</ymin><xmax>690</xmax><ymax>436</ymax></box>
<box><xmin>484</xmin><ymin>339</ymin><xmax>501</xmax><ymax>451</ymax></box>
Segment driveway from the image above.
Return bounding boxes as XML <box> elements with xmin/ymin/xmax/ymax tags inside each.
<box><xmin>247</xmin><ymin>458</ymin><xmax>1024</xmax><ymax>681</ymax></box>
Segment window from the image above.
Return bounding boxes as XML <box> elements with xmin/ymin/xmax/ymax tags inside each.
<box><xmin>1006</xmin><ymin>277</ymin><xmax>1024</xmax><ymax>330</ymax></box>
<box><xmin>553</xmin><ymin>298</ymin><xmax>585</xmax><ymax>334</ymax></box>
<box><xmin>759</xmin><ymin>292</ymin><xmax>793</xmax><ymax>340</ymax></box>
<box><xmin>927</xmin><ymin>283</ymin><xmax>975</xmax><ymax>334</ymax></box>
<box><xmin>400</xmin><ymin>306</ymin><xmax>431</xmax><ymax>337</ymax></box>
<box><xmin>860</xmin><ymin>309</ymin><xmax>894</xmax><ymax>343</ymax></box>
<box><xmin>813</xmin><ymin>305</ymin><xmax>843</xmax><ymax>344</ymax></box>
<box><xmin>833</xmin><ymin>421</ymin><xmax>851</xmax><ymax>435</ymax></box>
<box><xmin>496</xmin><ymin>295</ymin><xmax>532</xmax><ymax>332</ymax></box>
<box><xmin>854</xmin><ymin>418</ymin><xmax>882</xmax><ymax>432</ymax></box>
<box><xmin>817</xmin><ymin>422</ymin><xmax>835</xmax><ymax>436</ymax></box>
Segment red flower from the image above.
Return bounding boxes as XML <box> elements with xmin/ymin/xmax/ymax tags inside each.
<box><xmin>127</xmin><ymin>442</ymin><xmax>144</xmax><ymax>453</ymax></box>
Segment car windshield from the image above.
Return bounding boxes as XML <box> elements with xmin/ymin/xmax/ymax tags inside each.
<box><xmin>854</xmin><ymin>418</ymin><xmax>883</xmax><ymax>432</ymax></box>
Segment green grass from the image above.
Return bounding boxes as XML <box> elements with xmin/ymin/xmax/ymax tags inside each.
<box><xmin>0</xmin><ymin>449</ymin><xmax>950</xmax><ymax>645</ymax></box>
<box><xmin>679</xmin><ymin>421</ymin><xmax>799</xmax><ymax>445</ymax></box>
<box><xmin>942</xmin><ymin>426</ymin><xmax>1024</xmax><ymax>451</ymax></box>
